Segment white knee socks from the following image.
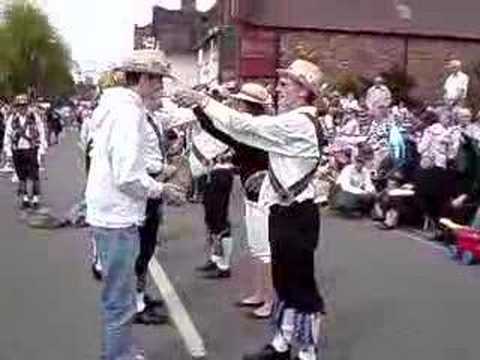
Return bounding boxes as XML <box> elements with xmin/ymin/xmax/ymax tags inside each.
<box><xmin>216</xmin><ymin>237</ymin><xmax>233</xmax><ymax>271</ymax></box>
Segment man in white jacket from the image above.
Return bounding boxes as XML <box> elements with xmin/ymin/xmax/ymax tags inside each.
<box><xmin>85</xmin><ymin>49</ymin><xmax>182</xmax><ymax>360</ymax></box>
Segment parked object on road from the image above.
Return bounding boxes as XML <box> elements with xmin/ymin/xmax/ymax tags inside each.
<box><xmin>447</xmin><ymin>228</ymin><xmax>480</xmax><ymax>265</ymax></box>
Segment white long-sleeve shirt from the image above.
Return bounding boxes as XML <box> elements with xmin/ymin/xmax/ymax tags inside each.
<box><xmin>143</xmin><ymin>110</ymin><xmax>167</xmax><ymax>175</ymax></box>
<box><xmin>79</xmin><ymin>115</ymin><xmax>93</xmax><ymax>151</ymax></box>
<box><xmin>188</xmin><ymin>126</ymin><xmax>229</xmax><ymax>178</ymax></box>
<box><xmin>85</xmin><ymin>87</ymin><xmax>164</xmax><ymax>228</ymax></box>
<box><xmin>336</xmin><ymin>164</ymin><xmax>375</xmax><ymax>195</ymax></box>
<box><xmin>201</xmin><ymin>99</ymin><xmax>320</xmax><ymax>207</ymax></box>
<box><xmin>444</xmin><ymin>71</ymin><xmax>469</xmax><ymax>104</ymax></box>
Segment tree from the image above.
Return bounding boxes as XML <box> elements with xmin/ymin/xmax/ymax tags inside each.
<box><xmin>0</xmin><ymin>0</ymin><xmax>73</xmax><ymax>98</ymax></box>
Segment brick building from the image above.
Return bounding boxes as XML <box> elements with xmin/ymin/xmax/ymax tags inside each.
<box><xmin>204</xmin><ymin>0</ymin><xmax>480</xmax><ymax>100</ymax></box>
<box><xmin>133</xmin><ymin>0</ymin><xmax>201</xmax><ymax>87</ymax></box>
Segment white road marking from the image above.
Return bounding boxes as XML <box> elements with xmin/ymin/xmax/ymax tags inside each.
<box><xmin>358</xmin><ymin>218</ymin><xmax>447</xmax><ymax>251</ymax></box>
<box><xmin>149</xmin><ymin>257</ymin><xmax>207</xmax><ymax>358</ymax></box>
<box><xmin>393</xmin><ymin>229</ymin><xmax>447</xmax><ymax>251</ymax></box>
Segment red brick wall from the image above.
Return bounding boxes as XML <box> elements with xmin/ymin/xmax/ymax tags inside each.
<box><xmin>407</xmin><ymin>38</ymin><xmax>480</xmax><ymax>99</ymax></box>
<box><xmin>279</xmin><ymin>31</ymin><xmax>480</xmax><ymax>101</ymax></box>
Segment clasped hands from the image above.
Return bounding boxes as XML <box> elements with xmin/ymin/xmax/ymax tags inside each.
<box><xmin>171</xmin><ymin>89</ymin><xmax>208</xmax><ymax>109</ymax></box>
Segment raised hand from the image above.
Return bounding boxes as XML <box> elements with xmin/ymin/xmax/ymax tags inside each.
<box><xmin>172</xmin><ymin>89</ymin><xmax>207</xmax><ymax>109</ymax></box>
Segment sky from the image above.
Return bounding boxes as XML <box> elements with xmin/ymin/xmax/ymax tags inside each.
<box><xmin>37</xmin><ymin>0</ymin><xmax>216</xmax><ymax>72</ymax></box>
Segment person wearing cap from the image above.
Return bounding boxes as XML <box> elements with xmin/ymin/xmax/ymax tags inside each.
<box><xmin>85</xmin><ymin>49</ymin><xmax>184</xmax><ymax>360</ymax></box>
<box><xmin>3</xmin><ymin>94</ymin><xmax>47</xmax><ymax>209</ymax></box>
<box><xmin>443</xmin><ymin>59</ymin><xmax>469</xmax><ymax>107</ymax></box>
<box><xmin>193</xmin><ymin>82</ymin><xmax>273</xmax><ymax>317</ymax></box>
<box><xmin>366</xmin><ymin>76</ymin><xmax>392</xmax><ymax>115</ymax></box>
<box><xmin>174</xmin><ymin>58</ymin><xmax>327</xmax><ymax>360</ymax></box>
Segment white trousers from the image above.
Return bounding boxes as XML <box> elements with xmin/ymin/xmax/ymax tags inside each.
<box><xmin>245</xmin><ymin>199</ymin><xmax>271</xmax><ymax>264</ymax></box>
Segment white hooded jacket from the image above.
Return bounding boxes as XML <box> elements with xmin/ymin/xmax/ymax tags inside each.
<box><xmin>85</xmin><ymin>87</ymin><xmax>163</xmax><ymax>228</ymax></box>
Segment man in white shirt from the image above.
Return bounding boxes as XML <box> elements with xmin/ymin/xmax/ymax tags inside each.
<box><xmin>443</xmin><ymin>59</ymin><xmax>469</xmax><ymax>106</ymax></box>
<box><xmin>3</xmin><ymin>94</ymin><xmax>47</xmax><ymax>209</ymax></box>
<box><xmin>332</xmin><ymin>147</ymin><xmax>376</xmax><ymax>215</ymax></box>
<box><xmin>174</xmin><ymin>59</ymin><xmax>326</xmax><ymax>360</ymax></box>
<box><xmin>85</xmin><ymin>49</ymin><xmax>182</xmax><ymax>360</ymax></box>
<box><xmin>134</xmin><ymin>96</ymin><xmax>171</xmax><ymax>325</ymax></box>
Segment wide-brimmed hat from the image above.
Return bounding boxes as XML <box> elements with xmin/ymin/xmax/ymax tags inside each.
<box><xmin>116</xmin><ymin>49</ymin><xmax>172</xmax><ymax>78</ymax></box>
<box><xmin>277</xmin><ymin>59</ymin><xmax>324</xmax><ymax>96</ymax></box>
<box><xmin>230</xmin><ymin>83</ymin><xmax>271</xmax><ymax>105</ymax></box>
<box><xmin>14</xmin><ymin>94</ymin><xmax>29</xmax><ymax>106</ymax></box>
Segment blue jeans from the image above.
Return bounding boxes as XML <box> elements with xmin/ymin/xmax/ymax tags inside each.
<box><xmin>93</xmin><ymin>226</ymin><xmax>139</xmax><ymax>360</ymax></box>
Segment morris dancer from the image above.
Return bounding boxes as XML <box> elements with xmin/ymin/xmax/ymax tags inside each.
<box><xmin>4</xmin><ymin>94</ymin><xmax>47</xmax><ymax>209</ymax></box>
<box><xmin>194</xmin><ymin>82</ymin><xmax>274</xmax><ymax>318</ymax></box>
<box><xmin>175</xmin><ymin>59</ymin><xmax>327</xmax><ymax>360</ymax></box>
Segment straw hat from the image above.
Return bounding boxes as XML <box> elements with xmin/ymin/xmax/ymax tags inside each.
<box><xmin>14</xmin><ymin>94</ymin><xmax>29</xmax><ymax>106</ymax></box>
<box><xmin>230</xmin><ymin>83</ymin><xmax>271</xmax><ymax>105</ymax></box>
<box><xmin>98</xmin><ymin>71</ymin><xmax>126</xmax><ymax>89</ymax></box>
<box><xmin>277</xmin><ymin>59</ymin><xmax>324</xmax><ymax>96</ymax></box>
<box><xmin>116</xmin><ymin>49</ymin><xmax>172</xmax><ymax>77</ymax></box>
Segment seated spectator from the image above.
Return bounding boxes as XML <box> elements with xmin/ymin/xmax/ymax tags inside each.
<box><xmin>435</xmin><ymin>123</ymin><xmax>480</xmax><ymax>242</ymax></box>
<box><xmin>414</xmin><ymin>110</ymin><xmax>464</xmax><ymax>233</ymax></box>
<box><xmin>340</xmin><ymin>92</ymin><xmax>360</xmax><ymax>112</ymax></box>
<box><xmin>331</xmin><ymin>147</ymin><xmax>376</xmax><ymax>215</ymax></box>
<box><xmin>372</xmin><ymin>171</ymin><xmax>417</xmax><ymax>230</ymax></box>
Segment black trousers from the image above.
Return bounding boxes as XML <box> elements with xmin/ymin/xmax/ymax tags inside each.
<box><xmin>203</xmin><ymin>168</ymin><xmax>233</xmax><ymax>235</ymax></box>
<box><xmin>135</xmin><ymin>198</ymin><xmax>163</xmax><ymax>292</ymax></box>
<box><xmin>269</xmin><ymin>200</ymin><xmax>325</xmax><ymax>314</ymax></box>
<box><xmin>12</xmin><ymin>148</ymin><xmax>40</xmax><ymax>196</ymax></box>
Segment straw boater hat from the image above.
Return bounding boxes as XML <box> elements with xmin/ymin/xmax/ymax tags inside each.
<box><xmin>277</xmin><ymin>59</ymin><xmax>324</xmax><ymax>96</ymax></box>
<box><xmin>14</xmin><ymin>94</ymin><xmax>29</xmax><ymax>106</ymax></box>
<box><xmin>230</xmin><ymin>83</ymin><xmax>271</xmax><ymax>105</ymax></box>
<box><xmin>116</xmin><ymin>49</ymin><xmax>172</xmax><ymax>78</ymax></box>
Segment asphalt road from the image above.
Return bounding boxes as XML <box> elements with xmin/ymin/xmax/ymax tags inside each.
<box><xmin>1</xmin><ymin>133</ymin><xmax>480</xmax><ymax>360</ymax></box>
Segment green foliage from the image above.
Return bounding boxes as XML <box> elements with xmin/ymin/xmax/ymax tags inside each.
<box><xmin>334</xmin><ymin>72</ymin><xmax>364</xmax><ymax>97</ymax></box>
<box><xmin>379</xmin><ymin>65</ymin><xmax>418</xmax><ymax>106</ymax></box>
<box><xmin>0</xmin><ymin>0</ymin><xmax>73</xmax><ymax>98</ymax></box>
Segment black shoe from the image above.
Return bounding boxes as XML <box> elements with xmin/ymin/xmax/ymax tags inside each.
<box><xmin>144</xmin><ymin>293</ymin><xmax>164</xmax><ymax>308</ymax></box>
<box><xmin>243</xmin><ymin>345</ymin><xmax>290</xmax><ymax>360</ymax></box>
<box><xmin>195</xmin><ymin>260</ymin><xmax>217</xmax><ymax>272</ymax></box>
<box><xmin>20</xmin><ymin>200</ymin><xmax>30</xmax><ymax>210</ymax></box>
<box><xmin>91</xmin><ymin>263</ymin><xmax>103</xmax><ymax>281</ymax></box>
<box><xmin>376</xmin><ymin>222</ymin><xmax>395</xmax><ymax>231</ymax></box>
<box><xmin>134</xmin><ymin>306</ymin><xmax>169</xmax><ymax>326</ymax></box>
<box><xmin>31</xmin><ymin>202</ymin><xmax>40</xmax><ymax>210</ymax></box>
<box><xmin>202</xmin><ymin>268</ymin><xmax>231</xmax><ymax>279</ymax></box>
